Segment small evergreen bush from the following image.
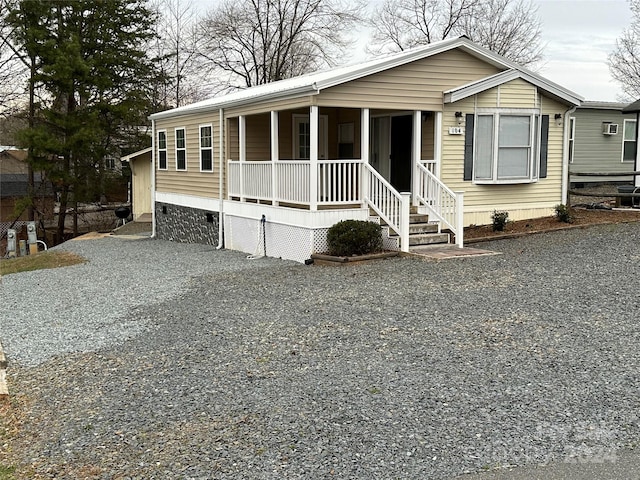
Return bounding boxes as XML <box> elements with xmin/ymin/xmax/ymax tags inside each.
<box><xmin>491</xmin><ymin>210</ymin><xmax>509</xmax><ymax>232</ymax></box>
<box><xmin>327</xmin><ymin>220</ymin><xmax>383</xmax><ymax>256</ymax></box>
<box><xmin>554</xmin><ymin>204</ymin><xmax>574</xmax><ymax>223</ymax></box>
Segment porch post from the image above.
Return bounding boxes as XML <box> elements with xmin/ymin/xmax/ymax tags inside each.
<box><xmin>239</xmin><ymin>115</ymin><xmax>246</xmax><ymax>202</ymax></box>
<box><xmin>412</xmin><ymin>110</ymin><xmax>422</xmax><ymax>206</ymax></box>
<box><xmin>310</xmin><ymin>105</ymin><xmax>319</xmax><ymax>210</ymax></box>
<box><xmin>455</xmin><ymin>191</ymin><xmax>464</xmax><ymax>248</ymax></box>
<box><xmin>434</xmin><ymin>111</ymin><xmax>442</xmax><ymax>178</ymax></box>
<box><xmin>361</xmin><ymin>108</ymin><xmax>370</xmax><ymax>205</ymax></box>
<box><xmin>271</xmin><ymin>111</ymin><xmax>279</xmax><ymax>205</ymax></box>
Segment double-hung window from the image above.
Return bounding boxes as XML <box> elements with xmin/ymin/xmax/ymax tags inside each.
<box><xmin>200</xmin><ymin>125</ymin><xmax>213</xmax><ymax>172</ymax></box>
<box><xmin>473</xmin><ymin>110</ymin><xmax>542</xmax><ymax>183</ymax></box>
<box><xmin>623</xmin><ymin>119</ymin><xmax>637</xmax><ymax>162</ymax></box>
<box><xmin>568</xmin><ymin>117</ymin><xmax>575</xmax><ymax>164</ymax></box>
<box><xmin>175</xmin><ymin>128</ymin><xmax>186</xmax><ymax>171</ymax></box>
<box><xmin>158</xmin><ymin>130</ymin><xmax>167</xmax><ymax>170</ymax></box>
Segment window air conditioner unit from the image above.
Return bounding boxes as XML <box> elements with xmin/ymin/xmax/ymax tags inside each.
<box><xmin>603</xmin><ymin>123</ymin><xmax>618</xmax><ymax>135</ymax></box>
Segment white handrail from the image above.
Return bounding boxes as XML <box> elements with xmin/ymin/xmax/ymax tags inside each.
<box><xmin>363</xmin><ymin>163</ymin><xmax>410</xmax><ymax>252</ymax></box>
<box><xmin>415</xmin><ymin>162</ymin><xmax>464</xmax><ymax>247</ymax></box>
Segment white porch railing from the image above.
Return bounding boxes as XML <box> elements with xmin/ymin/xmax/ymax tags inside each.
<box><xmin>415</xmin><ymin>162</ymin><xmax>464</xmax><ymax>247</ymax></box>
<box><xmin>228</xmin><ymin>159</ymin><xmax>459</xmax><ymax>251</ymax></box>
<box><xmin>363</xmin><ymin>163</ymin><xmax>410</xmax><ymax>252</ymax></box>
<box><xmin>277</xmin><ymin>161</ymin><xmax>310</xmax><ymax>203</ymax></box>
<box><xmin>420</xmin><ymin>159</ymin><xmax>437</xmax><ymax>175</ymax></box>
<box><xmin>228</xmin><ymin>159</ymin><xmax>363</xmax><ymax>205</ymax></box>
<box><xmin>318</xmin><ymin>160</ymin><xmax>363</xmax><ymax>204</ymax></box>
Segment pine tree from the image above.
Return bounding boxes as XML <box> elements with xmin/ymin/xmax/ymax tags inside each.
<box><xmin>6</xmin><ymin>0</ymin><xmax>158</xmax><ymax>241</ymax></box>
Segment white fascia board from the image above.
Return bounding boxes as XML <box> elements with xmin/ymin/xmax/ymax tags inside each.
<box><xmin>149</xmin><ymin>84</ymin><xmax>319</xmax><ymax>121</ymax></box>
<box><xmin>580</xmin><ymin>101</ymin><xmax>628</xmax><ymax>110</ymax></box>
<box><xmin>444</xmin><ymin>70</ymin><xmax>520</xmax><ymax>103</ymax></box>
<box><xmin>444</xmin><ymin>69</ymin><xmax>583</xmax><ymax>107</ymax></box>
<box><xmin>120</xmin><ymin>147</ymin><xmax>152</xmax><ymax>162</ymax></box>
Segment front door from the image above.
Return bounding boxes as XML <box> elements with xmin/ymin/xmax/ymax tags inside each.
<box><xmin>390</xmin><ymin>115</ymin><xmax>413</xmax><ymax>192</ymax></box>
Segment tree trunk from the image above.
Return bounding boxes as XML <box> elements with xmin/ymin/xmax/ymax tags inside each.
<box><xmin>57</xmin><ymin>185</ymin><xmax>68</xmax><ymax>243</ymax></box>
<box><xmin>27</xmin><ymin>58</ymin><xmax>36</xmax><ymax>221</ymax></box>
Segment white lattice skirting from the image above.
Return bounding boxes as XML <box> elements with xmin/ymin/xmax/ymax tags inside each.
<box><xmin>224</xmin><ymin>215</ymin><xmax>400</xmax><ymax>264</ymax></box>
<box><xmin>225</xmin><ymin>215</ymin><xmax>333</xmax><ymax>263</ymax></box>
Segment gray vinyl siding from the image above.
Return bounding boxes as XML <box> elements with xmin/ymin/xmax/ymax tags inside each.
<box><xmin>570</xmin><ymin>108</ymin><xmax>637</xmax><ymax>183</ymax></box>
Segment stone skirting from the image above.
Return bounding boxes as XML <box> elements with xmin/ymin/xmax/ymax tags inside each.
<box><xmin>155</xmin><ymin>202</ymin><xmax>219</xmax><ymax>246</ymax></box>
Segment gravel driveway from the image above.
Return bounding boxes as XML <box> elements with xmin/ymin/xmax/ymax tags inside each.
<box><xmin>2</xmin><ymin>224</ymin><xmax>640</xmax><ymax>479</ymax></box>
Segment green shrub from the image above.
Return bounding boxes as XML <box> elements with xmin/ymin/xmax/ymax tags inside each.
<box><xmin>554</xmin><ymin>204</ymin><xmax>574</xmax><ymax>223</ymax></box>
<box><xmin>491</xmin><ymin>210</ymin><xmax>509</xmax><ymax>232</ymax></box>
<box><xmin>327</xmin><ymin>220</ymin><xmax>383</xmax><ymax>256</ymax></box>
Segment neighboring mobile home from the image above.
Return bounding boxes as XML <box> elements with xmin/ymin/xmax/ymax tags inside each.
<box><xmin>569</xmin><ymin>101</ymin><xmax>637</xmax><ymax>185</ymax></box>
<box><xmin>149</xmin><ymin>36</ymin><xmax>582</xmax><ymax>263</ymax></box>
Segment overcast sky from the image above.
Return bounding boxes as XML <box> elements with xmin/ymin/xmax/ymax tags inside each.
<box><xmin>195</xmin><ymin>0</ymin><xmax>633</xmax><ymax>102</ymax></box>
<box><xmin>533</xmin><ymin>0</ymin><xmax>632</xmax><ymax>102</ymax></box>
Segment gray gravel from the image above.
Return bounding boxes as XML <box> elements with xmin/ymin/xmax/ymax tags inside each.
<box><xmin>2</xmin><ymin>224</ymin><xmax>640</xmax><ymax>479</ymax></box>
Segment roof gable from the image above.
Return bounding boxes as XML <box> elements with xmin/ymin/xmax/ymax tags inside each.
<box><xmin>444</xmin><ymin>69</ymin><xmax>583</xmax><ymax>106</ymax></box>
<box><xmin>151</xmin><ymin>36</ymin><xmax>582</xmax><ymax>119</ymax></box>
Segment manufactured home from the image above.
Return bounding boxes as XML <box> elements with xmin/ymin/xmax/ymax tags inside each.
<box><xmin>569</xmin><ymin>101</ymin><xmax>637</xmax><ymax>185</ymax></box>
<box><xmin>149</xmin><ymin>36</ymin><xmax>582</xmax><ymax>263</ymax></box>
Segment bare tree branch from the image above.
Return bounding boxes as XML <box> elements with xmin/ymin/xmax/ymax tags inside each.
<box><xmin>368</xmin><ymin>0</ymin><xmax>543</xmax><ymax>67</ymax></box>
<box><xmin>608</xmin><ymin>0</ymin><xmax>640</xmax><ymax>100</ymax></box>
<box><xmin>197</xmin><ymin>0</ymin><xmax>365</xmax><ymax>90</ymax></box>
<box><xmin>147</xmin><ymin>0</ymin><xmax>210</xmax><ymax>109</ymax></box>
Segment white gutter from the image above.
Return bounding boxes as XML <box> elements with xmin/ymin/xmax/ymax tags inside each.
<box><xmin>217</xmin><ymin>108</ymin><xmax>224</xmax><ymax>249</ymax></box>
<box><xmin>150</xmin><ymin>119</ymin><xmax>157</xmax><ymax>238</ymax></box>
<box><xmin>562</xmin><ymin>105</ymin><xmax>579</xmax><ymax>204</ymax></box>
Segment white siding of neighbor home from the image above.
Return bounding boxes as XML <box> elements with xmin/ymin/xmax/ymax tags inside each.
<box><xmin>570</xmin><ymin>108</ymin><xmax>636</xmax><ymax>183</ymax></box>
<box><xmin>441</xmin><ymin>79</ymin><xmax>567</xmax><ymax>226</ymax></box>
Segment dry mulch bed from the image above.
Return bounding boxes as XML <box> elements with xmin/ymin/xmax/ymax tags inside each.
<box><xmin>464</xmin><ymin>207</ymin><xmax>640</xmax><ymax>242</ymax></box>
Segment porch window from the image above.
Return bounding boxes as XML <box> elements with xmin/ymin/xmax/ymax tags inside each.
<box><xmin>472</xmin><ymin>111</ymin><xmax>541</xmax><ymax>183</ymax></box>
<box><xmin>623</xmin><ymin>119</ymin><xmax>637</xmax><ymax>162</ymax></box>
<box><xmin>175</xmin><ymin>127</ymin><xmax>186</xmax><ymax>171</ymax></box>
<box><xmin>158</xmin><ymin>130</ymin><xmax>167</xmax><ymax>170</ymax></box>
<box><xmin>294</xmin><ymin>116</ymin><xmax>311</xmax><ymax>159</ymax></box>
<box><xmin>292</xmin><ymin>114</ymin><xmax>328</xmax><ymax>160</ymax></box>
<box><xmin>200</xmin><ymin>125</ymin><xmax>213</xmax><ymax>171</ymax></box>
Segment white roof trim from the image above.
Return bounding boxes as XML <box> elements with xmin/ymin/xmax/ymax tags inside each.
<box><xmin>150</xmin><ymin>36</ymin><xmax>581</xmax><ymax>120</ymax></box>
<box><xmin>444</xmin><ymin>69</ymin><xmax>583</xmax><ymax>106</ymax></box>
<box><xmin>579</xmin><ymin>100</ymin><xmax>629</xmax><ymax>110</ymax></box>
<box><xmin>120</xmin><ymin>147</ymin><xmax>152</xmax><ymax>162</ymax></box>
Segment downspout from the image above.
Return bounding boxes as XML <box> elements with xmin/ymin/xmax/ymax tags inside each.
<box><xmin>561</xmin><ymin>105</ymin><xmax>578</xmax><ymax>205</ymax></box>
<box><xmin>151</xmin><ymin>118</ymin><xmax>157</xmax><ymax>238</ymax></box>
<box><xmin>217</xmin><ymin>108</ymin><xmax>224</xmax><ymax>249</ymax></box>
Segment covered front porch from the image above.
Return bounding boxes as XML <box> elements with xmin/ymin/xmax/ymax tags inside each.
<box><xmin>226</xmin><ymin>106</ymin><xmax>464</xmax><ymax>254</ymax></box>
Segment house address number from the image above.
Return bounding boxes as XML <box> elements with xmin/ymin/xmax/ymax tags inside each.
<box><xmin>448</xmin><ymin>127</ymin><xmax>464</xmax><ymax>135</ymax></box>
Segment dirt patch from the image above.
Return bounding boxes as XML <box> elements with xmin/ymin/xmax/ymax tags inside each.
<box><xmin>111</xmin><ymin>221</ymin><xmax>152</xmax><ymax>236</ymax></box>
<box><xmin>465</xmin><ymin>207</ymin><xmax>640</xmax><ymax>242</ymax></box>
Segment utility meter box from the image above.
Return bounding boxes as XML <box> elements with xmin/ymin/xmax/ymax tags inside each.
<box><xmin>27</xmin><ymin>222</ymin><xmax>37</xmax><ymax>244</ymax></box>
<box><xmin>6</xmin><ymin>229</ymin><xmax>17</xmax><ymax>257</ymax></box>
